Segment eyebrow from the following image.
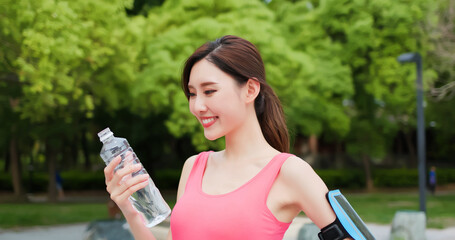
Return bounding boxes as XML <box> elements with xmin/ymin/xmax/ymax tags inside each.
<box><xmin>188</xmin><ymin>81</ymin><xmax>219</xmax><ymax>89</ymax></box>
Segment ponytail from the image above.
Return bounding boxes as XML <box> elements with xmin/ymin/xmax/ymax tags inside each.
<box><xmin>255</xmin><ymin>83</ymin><xmax>289</xmax><ymax>153</ymax></box>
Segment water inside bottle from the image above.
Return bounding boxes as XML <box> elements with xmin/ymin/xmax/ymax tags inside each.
<box><xmin>99</xmin><ymin>132</ymin><xmax>171</xmax><ymax>228</ymax></box>
<box><xmin>130</xmin><ymin>180</ymin><xmax>171</xmax><ymax>228</ymax></box>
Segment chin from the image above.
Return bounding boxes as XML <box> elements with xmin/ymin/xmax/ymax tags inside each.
<box><xmin>204</xmin><ymin>132</ymin><xmax>223</xmax><ymax>141</ymax></box>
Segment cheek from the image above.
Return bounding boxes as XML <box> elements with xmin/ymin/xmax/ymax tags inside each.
<box><xmin>188</xmin><ymin>101</ymin><xmax>196</xmax><ymax>116</ymax></box>
<box><xmin>218</xmin><ymin>98</ymin><xmax>246</xmax><ymax>119</ymax></box>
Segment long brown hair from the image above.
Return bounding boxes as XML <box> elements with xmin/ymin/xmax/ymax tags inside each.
<box><xmin>182</xmin><ymin>35</ymin><xmax>289</xmax><ymax>152</ymax></box>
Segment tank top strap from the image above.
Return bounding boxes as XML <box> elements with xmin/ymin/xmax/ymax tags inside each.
<box><xmin>184</xmin><ymin>151</ymin><xmax>211</xmax><ymax>193</ymax></box>
<box><xmin>254</xmin><ymin>153</ymin><xmax>294</xmax><ymax>201</ymax></box>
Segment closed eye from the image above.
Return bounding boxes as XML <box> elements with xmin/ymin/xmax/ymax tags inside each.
<box><xmin>204</xmin><ymin>90</ymin><xmax>216</xmax><ymax>95</ymax></box>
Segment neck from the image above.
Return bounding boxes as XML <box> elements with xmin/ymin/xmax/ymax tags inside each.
<box><xmin>223</xmin><ymin>113</ymin><xmax>278</xmax><ymax>163</ymax></box>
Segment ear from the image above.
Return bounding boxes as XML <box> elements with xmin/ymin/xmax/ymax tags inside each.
<box><xmin>245</xmin><ymin>78</ymin><xmax>261</xmax><ymax>104</ymax></box>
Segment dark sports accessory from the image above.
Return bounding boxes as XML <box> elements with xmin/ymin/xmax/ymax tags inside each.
<box><xmin>318</xmin><ymin>190</ymin><xmax>375</xmax><ymax>240</ymax></box>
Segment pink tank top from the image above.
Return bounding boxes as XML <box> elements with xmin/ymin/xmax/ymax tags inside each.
<box><xmin>170</xmin><ymin>151</ymin><xmax>293</xmax><ymax>240</ymax></box>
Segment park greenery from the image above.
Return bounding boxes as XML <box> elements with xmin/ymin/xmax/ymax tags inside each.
<box><xmin>1</xmin><ymin>0</ymin><xmax>455</xmax><ymax>202</ymax></box>
<box><xmin>1</xmin><ymin>192</ymin><xmax>455</xmax><ymax>229</ymax></box>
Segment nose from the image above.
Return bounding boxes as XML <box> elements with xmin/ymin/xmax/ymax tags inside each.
<box><xmin>192</xmin><ymin>96</ymin><xmax>207</xmax><ymax>113</ymax></box>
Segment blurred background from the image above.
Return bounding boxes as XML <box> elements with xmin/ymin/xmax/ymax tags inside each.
<box><xmin>1</xmin><ymin>0</ymin><xmax>454</xmax><ymax>232</ymax></box>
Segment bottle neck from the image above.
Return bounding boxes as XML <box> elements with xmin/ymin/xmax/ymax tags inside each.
<box><xmin>101</xmin><ymin>135</ymin><xmax>115</xmax><ymax>144</ymax></box>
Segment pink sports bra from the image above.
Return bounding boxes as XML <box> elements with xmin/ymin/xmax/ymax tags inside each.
<box><xmin>170</xmin><ymin>151</ymin><xmax>293</xmax><ymax>239</ymax></box>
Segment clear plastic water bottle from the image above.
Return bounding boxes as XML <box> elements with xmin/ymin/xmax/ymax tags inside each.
<box><xmin>98</xmin><ymin>127</ymin><xmax>171</xmax><ymax>228</ymax></box>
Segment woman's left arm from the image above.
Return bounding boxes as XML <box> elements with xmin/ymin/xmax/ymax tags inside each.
<box><xmin>280</xmin><ymin>156</ymin><xmax>337</xmax><ymax>229</ymax></box>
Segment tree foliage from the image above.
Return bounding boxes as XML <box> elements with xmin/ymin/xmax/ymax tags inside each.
<box><xmin>1</xmin><ymin>0</ymin><xmax>145</xmax><ymax>123</ymax></box>
<box><xmin>1</xmin><ymin>0</ymin><xmax>454</xmax><ymax>195</ymax></box>
<box><xmin>0</xmin><ymin>0</ymin><xmax>145</xmax><ymax>200</ymax></box>
<box><xmin>269</xmin><ymin>0</ymin><xmax>436</xmax><ymax>160</ymax></box>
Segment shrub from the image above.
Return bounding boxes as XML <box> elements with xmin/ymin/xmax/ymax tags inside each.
<box><xmin>436</xmin><ymin>168</ymin><xmax>455</xmax><ymax>185</ymax></box>
<box><xmin>154</xmin><ymin>169</ymin><xmax>181</xmax><ymax>190</ymax></box>
<box><xmin>373</xmin><ymin>169</ymin><xmax>419</xmax><ymax>188</ymax></box>
<box><xmin>0</xmin><ymin>174</ymin><xmax>12</xmax><ymax>191</ymax></box>
<box><xmin>1</xmin><ymin>168</ymin><xmax>454</xmax><ymax>192</ymax></box>
<box><xmin>61</xmin><ymin>171</ymin><xmax>106</xmax><ymax>190</ymax></box>
<box><xmin>316</xmin><ymin>169</ymin><xmax>365</xmax><ymax>189</ymax></box>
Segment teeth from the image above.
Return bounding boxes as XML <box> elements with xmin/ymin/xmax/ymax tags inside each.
<box><xmin>202</xmin><ymin>117</ymin><xmax>215</xmax><ymax>124</ymax></box>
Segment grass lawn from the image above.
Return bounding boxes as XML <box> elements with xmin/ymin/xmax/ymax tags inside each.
<box><xmin>1</xmin><ymin>191</ymin><xmax>454</xmax><ymax>229</ymax></box>
<box><xmin>339</xmin><ymin>191</ymin><xmax>455</xmax><ymax>229</ymax></box>
<box><xmin>0</xmin><ymin>203</ymin><xmax>110</xmax><ymax>228</ymax></box>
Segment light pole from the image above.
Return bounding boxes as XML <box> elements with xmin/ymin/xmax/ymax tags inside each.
<box><xmin>397</xmin><ymin>52</ymin><xmax>426</xmax><ymax>213</ymax></box>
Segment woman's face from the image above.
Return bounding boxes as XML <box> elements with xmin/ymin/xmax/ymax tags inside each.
<box><xmin>188</xmin><ymin>59</ymin><xmax>249</xmax><ymax>140</ymax></box>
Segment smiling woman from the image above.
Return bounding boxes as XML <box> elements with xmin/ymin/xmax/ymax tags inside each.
<box><xmin>181</xmin><ymin>36</ymin><xmax>289</xmax><ymax>152</ymax></box>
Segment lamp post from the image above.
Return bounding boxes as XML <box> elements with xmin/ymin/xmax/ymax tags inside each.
<box><xmin>397</xmin><ymin>52</ymin><xmax>426</xmax><ymax>213</ymax></box>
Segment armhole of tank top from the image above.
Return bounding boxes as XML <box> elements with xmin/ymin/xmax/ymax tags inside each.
<box><xmin>264</xmin><ymin>153</ymin><xmax>294</xmax><ymax>201</ymax></box>
<box><xmin>262</xmin><ymin>153</ymin><xmax>295</xmax><ymax>225</ymax></box>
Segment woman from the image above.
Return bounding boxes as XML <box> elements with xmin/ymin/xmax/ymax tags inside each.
<box><xmin>104</xmin><ymin>35</ymin><xmax>337</xmax><ymax>240</ymax></box>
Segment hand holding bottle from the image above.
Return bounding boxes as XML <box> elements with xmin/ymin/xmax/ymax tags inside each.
<box><xmin>104</xmin><ymin>152</ymin><xmax>150</xmax><ymax>216</ymax></box>
<box><xmin>98</xmin><ymin>128</ymin><xmax>171</xmax><ymax>228</ymax></box>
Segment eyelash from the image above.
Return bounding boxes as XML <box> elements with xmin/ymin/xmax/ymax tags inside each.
<box><xmin>189</xmin><ymin>90</ymin><xmax>216</xmax><ymax>97</ymax></box>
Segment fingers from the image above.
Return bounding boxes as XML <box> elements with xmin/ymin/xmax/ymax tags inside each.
<box><xmin>122</xmin><ymin>174</ymin><xmax>150</xmax><ymax>196</ymax></box>
<box><xmin>106</xmin><ymin>163</ymin><xmax>141</xmax><ymax>191</ymax></box>
<box><xmin>104</xmin><ymin>151</ymin><xmax>137</xmax><ymax>183</ymax></box>
<box><xmin>116</xmin><ymin>162</ymin><xmax>142</xmax><ymax>182</ymax></box>
<box><xmin>104</xmin><ymin>155</ymin><xmax>122</xmax><ymax>182</ymax></box>
<box><xmin>123</xmin><ymin>151</ymin><xmax>136</xmax><ymax>166</ymax></box>
<box><xmin>103</xmin><ymin>150</ymin><xmax>148</xmax><ymax>209</ymax></box>
<box><xmin>110</xmin><ymin>174</ymin><xmax>150</xmax><ymax>204</ymax></box>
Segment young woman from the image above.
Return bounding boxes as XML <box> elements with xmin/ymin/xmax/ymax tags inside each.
<box><xmin>104</xmin><ymin>35</ymin><xmax>337</xmax><ymax>240</ymax></box>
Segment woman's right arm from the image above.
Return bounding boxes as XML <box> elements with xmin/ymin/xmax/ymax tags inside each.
<box><xmin>104</xmin><ymin>154</ymin><xmax>156</xmax><ymax>240</ymax></box>
<box><xmin>104</xmin><ymin>154</ymin><xmax>197</xmax><ymax>240</ymax></box>
<box><xmin>166</xmin><ymin>155</ymin><xmax>197</xmax><ymax>240</ymax></box>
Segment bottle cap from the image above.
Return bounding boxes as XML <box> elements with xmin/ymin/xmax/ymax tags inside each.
<box><xmin>98</xmin><ymin>127</ymin><xmax>113</xmax><ymax>143</ymax></box>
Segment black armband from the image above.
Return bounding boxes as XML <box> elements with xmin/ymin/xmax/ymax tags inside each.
<box><xmin>318</xmin><ymin>190</ymin><xmax>376</xmax><ymax>240</ymax></box>
<box><xmin>318</xmin><ymin>217</ymin><xmax>350</xmax><ymax>240</ymax></box>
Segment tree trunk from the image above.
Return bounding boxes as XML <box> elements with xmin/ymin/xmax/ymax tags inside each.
<box><xmin>46</xmin><ymin>142</ymin><xmax>58</xmax><ymax>203</ymax></box>
<box><xmin>10</xmin><ymin>134</ymin><xmax>27</xmax><ymax>201</ymax></box>
<box><xmin>308</xmin><ymin>134</ymin><xmax>318</xmax><ymax>155</ymax></box>
<box><xmin>362</xmin><ymin>154</ymin><xmax>374</xmax><ymax>191</ymax></box>
<box><xmin>292</xmin><ymin>135</ymin><xmax>306</xmax><ymax>157</ymax></box>
<box><xmin>305</xmin><ymin>134</ymin><xmax>319</xmax><ymax>166</ymax></box>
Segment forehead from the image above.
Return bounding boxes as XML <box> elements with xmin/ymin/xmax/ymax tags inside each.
<box><xmin>188</xmin><ymin>59</ymin><xmax>235</xmax><ymax>88</ymax></box>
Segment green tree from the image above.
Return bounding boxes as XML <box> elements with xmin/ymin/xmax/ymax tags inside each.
<box><xmin>269</xmin><ymin>0</ymin><xmax>435</xmax><ymax>189</ymax></box>
<box><xmin>0</xmin><ymin>0</ymin><xmax>145</xmax><ymax>201</ymax></box>
<box><xmin>424</xmin><ymin>0</ymin><xmax>455</xmax><ymax>163</ymax></box>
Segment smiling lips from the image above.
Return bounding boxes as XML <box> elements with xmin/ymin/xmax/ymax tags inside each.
<box><xmin>201</xmin><ymin>117</ymin><xmax>217</xmax><ymax>128</ymax></box>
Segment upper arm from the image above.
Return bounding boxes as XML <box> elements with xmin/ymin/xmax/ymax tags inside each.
<box><xmin>281</xmin><ymin>156</ymin><xmax>336</xmax><ymax>229</ymax></box>
<box><xmin>166</xmin><ymin>155</ymin><xmax>198</xmax><ymax>240</ymax></box>
<box><xmin>176</xmin><ymin>155</ymin><xmax>197</xmax><ymax>202</ymax></box>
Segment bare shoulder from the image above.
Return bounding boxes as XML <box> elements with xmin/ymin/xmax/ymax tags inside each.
<box><xmin>278</xmin><ymin>154</ymin><xmax>329</xmax><ymax>199</ymax></box>
<box><xmin>180</xmin><ymin>154</ymin><xmax>199</xmax><ymax>184</ymax></box>
<box><xmin>280</xmin><ymin>155</ymin><xmax>317</xmax><ymax>181</ymax></box>
<box><xmin>182</xmin><ymin>155</ymin><xmax>198</xmax><ymax>173</ymax></box>
<box><xmin>176</xmin><ymin>155</ymin><xmax>198</xmax><ymax>201</ymax></box>
<box><xmin>279</xmin><ymin>154</ymin><xmax>335</xmax><ymax>228</ymax></box>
